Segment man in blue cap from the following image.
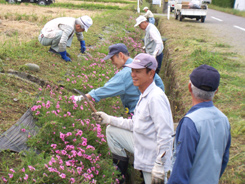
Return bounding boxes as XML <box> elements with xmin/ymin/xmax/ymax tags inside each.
<box><xmin>168</xmin><ymin>64</ymin><xmax>231</xmax><ymax>184</ymax></box>
<box><xmin>72</xmin><ymin>43</ymin><xmax>165</xmax><ymax>114</ymax></box>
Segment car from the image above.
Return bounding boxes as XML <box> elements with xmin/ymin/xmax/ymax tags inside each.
<box><xmin>6</xmin><ymin>0</ymin><xmax>55</xmax><ymax>6</ymax></box>
<box><xmin>202</xmin><ymin>0</ymin><xmax>211</xmax><ymax>4</ymax></box>
<box><xmin>168</xmin><ymin>0</ymin><xmax>175</xmax><ymax>12</ymax></box>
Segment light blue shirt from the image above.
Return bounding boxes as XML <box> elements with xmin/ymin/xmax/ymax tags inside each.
<box><xmin>168</xmin><ymin>101</ymin><xmax>231</xmax><ymax>184</ymax></box>
<box><xmin>88</xmin><ymin>58</ymin><xmax>164</xmax><ymax>113</ymax></box>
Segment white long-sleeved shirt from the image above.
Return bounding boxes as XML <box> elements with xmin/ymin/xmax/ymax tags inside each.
<box><xmin>144</xmin><ymin>10</ymin><xmax>154</xmax><ymax>18</ymax></box>
<box><xmin>41</xmin><ymin>17</ymin><xmax>84</xmax><ymax>52</ymax></box>
<box><xmin>144</xmin><ymin>23</ymin><xmax>163</xmax><ymax>56</ymax></box>
<box><xmin>109</xmin><ymin>82</ymin><xmax>174</xmax><ymax>172</ymax></box>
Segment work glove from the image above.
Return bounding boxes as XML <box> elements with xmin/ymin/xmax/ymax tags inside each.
<box><xmin>91</xmin><ymin>111</ymin><xmax>111</xmax><ymax>125</ymax></box>
<box><xmin>142</xmin><ymin>46</ymin><xmax>145</xmax><ymax>50</ymax></box>
<box><xmin>80</xmin><ymin>40</ymin><xmax>86</xmax><ymax>53</ymax></box>
<box><xmin>59</xmin><ymin>51</ymin><xmax>71</xmax><ymax>62</ymax></box>
<box><xmin>151</xmin><ymin>162</ymin><xmax>165</xmax><ymax>184</ymax></box>
<box><xmin>153</xmin><ymin>51</ymin><xmax>158</xmax><ymax>58</ymax></box>
<box><xmin>71</xmin><ymin>95</ymin><xmax>84</xmax><ymax>102</ymax></box>
<box><xmin>151</xmin><ymin>152</ymin><xmax>166</xmax><ymax>184</ymax></box>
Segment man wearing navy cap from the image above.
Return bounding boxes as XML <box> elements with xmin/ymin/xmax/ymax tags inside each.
<box><xmin>168</xmin><ymin>65</ymin><xmax>231</xmax><ymax>184</ymax></box>
<box><xmin>92</xmin><ymin>53</ymin><xmax>174</xmax><ymax>184</ymax></box>
<box><xmin>72</xmin><ymin>43</ymin><xmax>165</xmax><ymax>114</ymax></box>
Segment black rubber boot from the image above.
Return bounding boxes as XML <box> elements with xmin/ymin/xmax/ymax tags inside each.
<box><xmin>112</xmin><ymin>154</ymin><xmax>129</xmax><ymax>184</ymax></box>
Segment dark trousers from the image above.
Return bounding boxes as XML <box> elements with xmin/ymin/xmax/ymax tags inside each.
<box><xmin>156</xmin><ymin>52</ymin><xmax>163</xmax><ymax>74</ymax></box>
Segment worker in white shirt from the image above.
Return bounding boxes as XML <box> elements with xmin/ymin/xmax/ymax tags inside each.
<box><xmin>134</xmin><ymin>16</ymin><xmax>164</xmax><ymax>74</ymax></box>
<box><xmin>92</xmin><ymin>53</ymin><xmax>174</xmax><ymax>184</ymax></box>
<box><xmin>38</xmin><ymin>16</ymin><xmax>92</xmax><ymax>62</ymax></box>
<box><xmin>143</xmin><ymin>7</ymin><xmax>155</xmax><ymax>24</ymax></box>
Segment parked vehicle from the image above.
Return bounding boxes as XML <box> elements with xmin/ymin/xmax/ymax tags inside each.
<box><xmin>202</xmin><ymin>0</ymin><xmax>211</xmax><ymax>4</ymax></box>
<box><xmin>174</xmin><ymin>0</ymin><xmax>208</xmax><ymax>23</ymax></box>
<box><xmin>6</xmin><ymin>0</ymin><xmax>54</xmax><ymax>6</ymax></box>
<box><xmin>168</xmin><ymin>0</ymin><xmax>175</xmax><ymax>12</ymax></box>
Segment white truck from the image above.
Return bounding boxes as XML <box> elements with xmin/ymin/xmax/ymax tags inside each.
<box><xmin>174</xmin><ymin>0</ymin><xmax>208</xmax><ymax>23</ymax></box>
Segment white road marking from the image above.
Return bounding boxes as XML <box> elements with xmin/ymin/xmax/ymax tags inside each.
<box><xmin>234</xmin><ymin>25</ymin><xmax>245</xmax><ymax>32</ymax></box>
<box><xmin>211</xmin><ymin>16</ymin><xmax>223</xmax><ymax>21</ymax></box>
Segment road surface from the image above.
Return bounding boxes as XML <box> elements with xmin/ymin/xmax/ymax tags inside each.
<box><xmin>204</xmin><ymin>9</ymin><xmax>245</xmax><ymax>56</ymax></box>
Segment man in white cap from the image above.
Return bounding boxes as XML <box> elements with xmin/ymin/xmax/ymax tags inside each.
<box><xmin>143</xmin><ymin>7</ymin><xmax>155</xmax><ymax>24</ymax></box>
<box><xmin>38</xmin><ymin>16</ymin><xmax>93</xmax><ymax>62</ymax></box>
<box><xmin>134</xmin><ymin>16</ymin><xmax>163</xmax><ymax>74</ymax></box>
<box><xmin>92</xmin><ymin>53</ymin><xmax>174</xmax><ymax>184</ymax></box>
<box><xmin>72</xmin><ymin>43</ymin><xmax>165</xmax><ymax>114</ymax></box>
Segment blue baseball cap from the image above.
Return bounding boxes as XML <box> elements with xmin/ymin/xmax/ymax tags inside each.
<box><xmin>103</xmin><ymin>43</ymin><xmax>128</xmax><ymax>60</ymax></box>
<box><xmin>190</xmin><ymin>64</ymin><xmax>220</xmax><ymax>91</ymax></box>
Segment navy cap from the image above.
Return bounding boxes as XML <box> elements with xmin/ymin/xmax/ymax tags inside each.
<box><xmin>103</xmin><ymin>43</ymin><xmax>128</xmax><ymax>60</ymax></box>
<box><xmin>190</xmin><ymin>64</ymin><xmax>220</xmax><ymax>91</ymax></box>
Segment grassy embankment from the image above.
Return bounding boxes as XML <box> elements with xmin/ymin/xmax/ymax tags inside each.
<box><xmin>0</xmin><ymin>0</ymin><xmax>244</xmax><ymax>183</ymax></box>
<box><xmin>157</xmin><ymin>15</ymin><xmax>244</xmax><ymax>184</ymax></box>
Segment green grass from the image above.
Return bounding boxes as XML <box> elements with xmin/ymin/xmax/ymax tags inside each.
<box><xmin>76</xmin><ymin>0</ymin><xmax>136</xmax><ymax>4</ymax></box>
<box><xmin>160</xmin><ymin>16</ymin><xmax>245</xmax><ymax>183</ymax></box>
<box><xmin>209</xmin><ymin>4</ymin><xmax>245</xmax><ymax>17</ymax></box>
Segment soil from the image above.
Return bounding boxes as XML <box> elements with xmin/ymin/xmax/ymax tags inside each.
<box><xmin>0</xmin><ymin>4</ymin><xmax>101</xmax><ymax>43</ymax></box>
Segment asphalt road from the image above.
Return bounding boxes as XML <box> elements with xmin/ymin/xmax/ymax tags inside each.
<box><xmin>159</xmin><ymin>9</ymin><xmax>245</xmax><ymax>56</ymax></box>
<box><xmin>203</xmin><ymin>9</ymin><xmax>245</xmax><ymax>56</ymax></box>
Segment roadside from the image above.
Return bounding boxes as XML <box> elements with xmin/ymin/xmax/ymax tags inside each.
<box><xmin>157</xmin><ymin>12</ymin><xmax>244</xmax><ymax>183</ymax></box>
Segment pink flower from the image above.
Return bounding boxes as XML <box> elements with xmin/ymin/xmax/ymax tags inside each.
<box><xmin>28</xmin><ymin>165</ymin><xmax>36</xmax><ymax>171</ymax></box>
<box><xmin>1</xmin><ymin>177</ymin><xmax>7</xmax><ymax>182</ymax></box>
<box><xmin>9</xmin><ymin>169</ymin><xmax>15</xmax><ymax>173</ymax></box>
<box><xmin>21</xmin><ymin>168</ymin><xmax>25</xmax><ymax>172</ymax></box>
<box><xmin>51</xmin><ymin>144</ymin><xmax>57</xmax><ymax>149</ymax></box>
<box><xmin>24</xmin><ymin>174</ymin><xmax>28</xmax><ymax>180</ymax></box>
<box><xmin>70</xmin><ymin>178</ymin><xmax>75</xmax><ymax>183</ymax></box>
<box><xmin>8</xmin><ymin>174</ymin><xmax>13</xmax><ymax>178</ymax></box>
<box><xmin>21</xmin><ymin>129</ymin><xmax>26</xmax><ymax>132</ymax></box>
<box><xmin>59</xmin><ymin>173</ymin><xmax>66</xmax><ymax>178</ymax></box>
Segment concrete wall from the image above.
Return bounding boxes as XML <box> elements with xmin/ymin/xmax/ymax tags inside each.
<box><xmin>234</xmin><ymin>0</ymin><xmax>245</xmax><ymax>11</ymax></box>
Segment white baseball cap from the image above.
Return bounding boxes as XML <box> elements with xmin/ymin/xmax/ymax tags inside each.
<box><xmin>143</xmin><ymin>7</ymin><xmax>148</xmax><ymax>10</ymax></box>
<box><xmin>134</xmin><ymin>16</ymin><xmax>147</xmax><ymax>27</ymax></box>
<box><xmin>77</xmin><ymin>15</ymin><xmax>93</xmax><ymax>32</ymax></box>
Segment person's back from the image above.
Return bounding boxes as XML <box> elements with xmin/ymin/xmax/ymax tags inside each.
<box><xmin>168</xmin><ymin>64</ymin><xmax>231</xmax><ymax>184</ymax></box>
<box><xmin>186</xmin><ymin>104</ymin><xmax>230</xmax><ymax>184</ymax></box>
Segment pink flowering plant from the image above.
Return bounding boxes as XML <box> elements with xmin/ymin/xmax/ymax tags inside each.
<box><xmin>2</xmin><ymin>14</ymin><xmax>144</xmax><ymax>183</ymax></box>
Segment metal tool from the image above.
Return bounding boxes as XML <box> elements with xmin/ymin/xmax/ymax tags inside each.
<box><xmin>73</xmin><ymin>89</ymin><xmax>97</xmax><ymax>112</ymax></box>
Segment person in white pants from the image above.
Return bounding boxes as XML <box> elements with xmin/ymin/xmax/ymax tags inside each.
<box><xmin>93</xmin><ymin>53</ymin><xmax>174</xmax><ymax>184</ymax></box>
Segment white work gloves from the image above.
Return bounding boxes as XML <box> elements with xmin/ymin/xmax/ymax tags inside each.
<box><xmin>151</xmin><ymin>161</ymin><xmax>165</xmax><ymax>184</ymax></box>
<box><xmin>152</xmin><ymin>51</ymin><xmax>158</xmax><ymax>58</ymax></box>
<box><xmin>142</xmin><ymin>46</ymin><xmax>146</xmax><ymax>50</ymax></box>
<box><xmin>151</xmin><ymin>152</ymin><xmax>166</xmax><ymax>184</ymax></box>
<box><xmin>71</xmin><ymin>95</ymin><xmax>84</xmax><ymax>102</ymax></box>
<box><xmin>92</xmin><ymin>111</ymin><xmax>111</xmax><ymax>125</ymax></box>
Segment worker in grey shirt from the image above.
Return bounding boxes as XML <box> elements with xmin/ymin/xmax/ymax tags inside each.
<box><xmin>134</xmin><ymin>16</ymin><xmax>163</xmax><ymax>74</ymax></box>
<box><xmin>143</xmin><ymin>7</ymin><xmax>155</xmax><ymax>24</ymax></box>
<box><xmin>92</xmin><ymin>53</ymin><xmax>174</xmax><ymax>184</ymax></box>
<box><xmin>38</xmin><ymin>16</ymin><xmax>92</xmax><ymax>62</ymax></box>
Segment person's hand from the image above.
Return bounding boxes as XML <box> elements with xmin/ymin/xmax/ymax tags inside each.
<box><xmin>80</xmin><ymin>40</ymin><xmax>86</xmax><ymax>53</ymax></box>
<box><xmin>151</xmin><ymin>161</ymin><xmax>165</xmax><ymax>184</ymax></box>
<box><xmin>70</xmin><ymin>95</ymin><xmax>84</xmax><ymax>102</ymax></box>
<box><xmin>152</xmin><ymin>51</ymin><xmax>158</xmax><ymax>58</ymax></box>
<box><xmin>59</xmin><ymin>51</ymin><xmax>71</xmax><ymax>62</ymax></box>
<box><xmin>91</xmin><ymin>111</ymin><xmax>110</xmax><ymax>125</ymax></box>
